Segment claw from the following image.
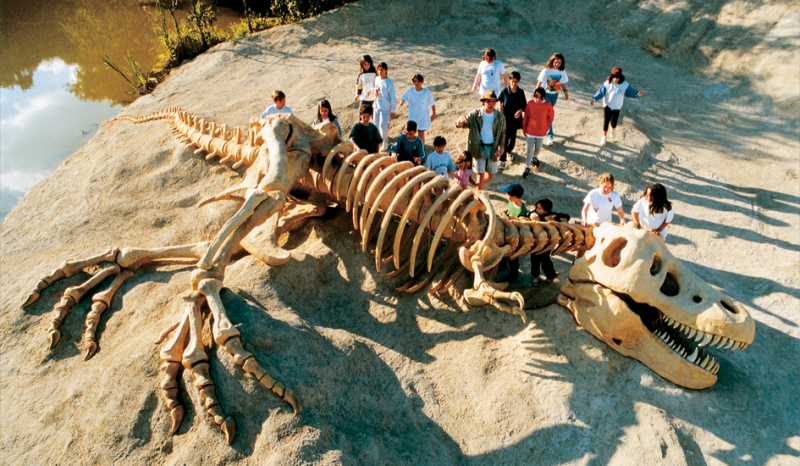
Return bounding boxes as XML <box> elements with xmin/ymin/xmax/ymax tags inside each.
<box><xmin>48</xmin><ymin>329</ymin><xmax>61</xmax><ymax>349</ymax></box>
<box><xmin>221</xmin><ymin>417</ymin><xmax>236</xmax><ymax>445</ymax></box>
<box><xmin>283</xmin><ymin>388</ymin><xmax>301</xmax><ymax>414</ymax></box>
<box><xmin>83</xmin><ymin>341</ymin><xmax>98</xmax><ymax>361</ymax></box>
<box><xmin>169</xmin><ymin>406</ymin><xmax>185</xmax><ymax>434</ymax></box>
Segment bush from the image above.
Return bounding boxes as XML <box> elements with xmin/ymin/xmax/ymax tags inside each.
<box><xmin>229</xmin><ymin>14</ymin><xmax>278</xmax><ymax>39</ymax></box>
<box><xmin>271</xmin><ymin>0</ymin><xmax>347</xmax><ymax>23</ymax></box>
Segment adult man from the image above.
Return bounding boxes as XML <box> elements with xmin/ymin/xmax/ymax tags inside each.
<box><xmin>455</xmin><ymin>90</ymin><xmax>506</xmax><ymax>190</ymax></box>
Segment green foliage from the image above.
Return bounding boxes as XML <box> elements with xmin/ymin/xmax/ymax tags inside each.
<box><xmin>187</xmin><ymin>1</ymin><xmax>218</xmax><ymax>48</ymax></box>
<box><xmin>271</xmin><ymin>0</ymin><xmax>347</xmax><ymax>23</ymax></box>
<box><xmin>230</xmin><ymin>13</ymin><xmax>277</xmax><ymax>39</ymax></box>
<box><xmin>103</xmin><ymin>52</ymin><xmax>156</xmax><ymax>95</ymax></box>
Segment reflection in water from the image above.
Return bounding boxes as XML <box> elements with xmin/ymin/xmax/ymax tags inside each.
<box><xmin>0</xmin><ymin>0</ymin><xmax>243</xmax><ymax>221</ymax></box>
<box><xmin>0</xmin><ymin>59</ymin><xmax>121</xmax><ymax>219</ymax></box>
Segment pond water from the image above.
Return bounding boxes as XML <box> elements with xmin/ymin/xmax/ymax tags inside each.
<box><xmin>0</xmin><ymin>0</ymin><xmax>244</xmax><ymax>220</ymax></box>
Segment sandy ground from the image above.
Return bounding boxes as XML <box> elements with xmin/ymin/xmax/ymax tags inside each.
<box><xmin>1</xmin><ymin>0</ymin><xmax>798</xmax><ymax>464</ymax></box>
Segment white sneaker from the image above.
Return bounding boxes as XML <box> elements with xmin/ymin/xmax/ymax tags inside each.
<box><xmin>600</xmin><ymin>136</ymin><xmax>607</xmax><ymax>146</ymax></box>
<box><xmin>545</xmin><ymin>136</ymin><xmax>554</xmax><ymax>146</ymax></box>
<box><xmin>499</xmin><ymin>162</ymin><xmax>506</xmax><ymax>170</ymax></box>
<box><xmin>609</xmin><ymin>128</ymin><xmax>615</xmax><ymax>139</ymax></box>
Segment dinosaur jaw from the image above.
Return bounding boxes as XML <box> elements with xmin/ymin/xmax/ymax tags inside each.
<box><xmin>559</xmin><ymin>279</ymin><xmax>728</xmax><ymax>389</ymax></box>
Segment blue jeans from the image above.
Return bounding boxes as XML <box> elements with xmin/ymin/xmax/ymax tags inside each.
<box><xmin>544</xmin><ymin>92</ymin><xmax>558</xmax><ymax>138</ymax></box>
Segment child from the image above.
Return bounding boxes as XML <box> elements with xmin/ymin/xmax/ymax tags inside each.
<box><xmin>373</xmin><ymin>62</ymin><xmax>397</xmax><ymax>152</ymax></box>
<box><xmin>354</xmin><ymin>55</ymin><xmax>377</xmax><ymax>116</ymax></box>
<box><xmin>310</xmin><ymin>99</ymin><xmax>342</xmax><ymax>137</ymax></box>
<box><xmin>576</xmin><ymin>172</ymin><xmax>624</xmax><ymax>261</ymax></box>
<box><xmin>260</xmin><ymin>90</ymin><xmax>293</xmax><ymax>118</ymax></box>
<box><xmin>499</xmin><ymin>183</ymin><xmax>528</xmax><ymax>282</ymax></box>
<box><xmin>497</xmin><ymin>71</ymin><xmax>527</xmax><ymax>170</ymax></box>
<box><xmin>581</xmin><ymin>172</ymin><xmax>625</xmax><ymax>227</ymax></box>
<box><xmin>453</xmin><ymin>151</ymin><xmax>477</xmax><ymax>188</ymax></box>
<box><xmin>536</xmin><ymin>53</ymin><xmax>569</xmax><ymax>145</ymax></box>
<box><xmin>521</xmin><ymin>87</ymin><xmax>554</xmax><ymax>179</ymax></box>
<box><xmin>390</xmin><ymin>121</ymin><xmax>425</xmax><ymax>165</ymax></box>
<box><xmin>425</xmin><ymin>136</ymin><xmax>456</xmax><ymax>178</ymax></box>
<box><xmin>590</xmin><ymin>67</ymin><xmax>644</xmax><ymax>146</ymax></box>
<box><xmin>471</xmin><ymin>48</ymin><xmax>509</xmax><ymax>97</ymax></box>
<box><xmin>400</xmin><ymin>74</ymin><xmax>436</xmax><ymax>144</ymax></box>
<box><xmin>632</xmin><ymin>183</ymin><xmax>673</xmax><ymax>239</ymax></box>
<box><xmin>529</xmin><ymin>198</ymin><xmax>570</xmax><ymax>284</ymax></box>
<box><xmin>349</xmin><ymin>108</ymin><xmax>383</xmax><ymax>154</ymax></box>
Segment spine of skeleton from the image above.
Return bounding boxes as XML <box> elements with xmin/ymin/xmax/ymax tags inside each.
<box><xmin>316</xmin><ymin>142</ymin><xmax>596</xmax><ymax>293</ymax></box>
<box><xmin>109</xmin><ymin>108</ymin><xmax>262</xmax><ymax>169</ymax></box>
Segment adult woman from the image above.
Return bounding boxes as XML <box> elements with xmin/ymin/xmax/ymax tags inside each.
<box><xmin>471</xmin><ymin>48</ymin><xmax>509</xmax><ymax>98</ymax></box>
<box><xmin>310</xmin><ymin>100</ymin><xmax>342</xmax><ymax>137</ymax></box>
<box><xmin>536</xmin><ymin>52</ymin><xmax>569</xmax><ymax>145</ymax></box>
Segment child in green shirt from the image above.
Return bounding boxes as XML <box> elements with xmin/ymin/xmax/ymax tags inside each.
<box><xmin>499</xmin><ymin>183</ymin><xmax>527</xmax><ymax>282</ymax></box>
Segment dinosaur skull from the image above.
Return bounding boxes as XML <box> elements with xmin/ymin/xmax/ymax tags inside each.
<box><xmin>558</xmin><ymin>223</ymin><xmax>755</xmax><ymax>389</ymax></box>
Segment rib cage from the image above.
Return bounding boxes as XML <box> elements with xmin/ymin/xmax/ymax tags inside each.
<box><xmin>126</xmin><ymin>109</ymin><xmax>596</xmax><ymax>294</ymax></box>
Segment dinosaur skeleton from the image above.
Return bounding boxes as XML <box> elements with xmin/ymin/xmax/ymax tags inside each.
<box><xmin>20</xmin><ymin>109</ymin><xmax>753</xmax><ymax>444</ymax></box>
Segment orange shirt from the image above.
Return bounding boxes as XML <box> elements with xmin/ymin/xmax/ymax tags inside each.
<box><xmin>521</xmin><ymin>100</ymin><xmax>555</xmax><ymax>138</ymax></box>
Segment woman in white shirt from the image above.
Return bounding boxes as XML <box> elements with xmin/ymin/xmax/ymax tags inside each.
<box><xmin>471</xmin><ymin>48</ymin><xmax>509</xmax><ymax>98</ymax></box>
<box><xmin>632</xmin><ymin>183</ymin><xmax>674</xmax><ymax>239</ymax></box>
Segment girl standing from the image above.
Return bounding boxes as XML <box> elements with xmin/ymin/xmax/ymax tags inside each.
<box><xmin>373</xmin><ymin>62</ymin><xmax>397</xmax><ymax>152</ymax></box>
<box><xmin>632</xmin><ymin>183</ymin><xmax>673</xmax><ymax>239</ymax></box>
<box><xmin>590</xmin><ymin>67</ymin><xmax>644</xmax><ymax>146</ymax></box>
<box><xmin>536</xmin><ymin>52</ymin><xmax>569</xmax><ymax>145</ymax></box>
<box><xmin>471</xmin><ymin>48</ymin><xmax>509</xmax><ymax>98</ymax></box>
<box><xmin>400</xmin><ymin>74</ymin><xmax>436</xmax><ymax>144</ymax></box>
<box><xmin>520</xmin><ymin>87</ymin><xmax>554</xmax><ymax>178</ymax></box>
<box><xmin>354</xmin><ymin>55</ymin><xmax>377</xmax><ymax>116</ymax></box>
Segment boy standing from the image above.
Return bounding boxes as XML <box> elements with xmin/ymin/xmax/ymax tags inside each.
<box><xmin>424</xmin><ymin>136</ymin><xmax>455</xmax><ymax>178</ymax></box>
<box><xmin>400</xmin><ymin>74</ymin><xmax>436</xmax><ymax>144</ymax></box>
<box><xmin>497</xmin><ymin>71</ymin><xmax>527</xmax><ymax>170</ymax></box>
<box><xmin>498</xmin><ymin>183</ymin><xmax>527</xmax><ymax>282</ymax></box>
<box><xmin>349</xmin><ymin>109</ymin><xmax>383</xmax><ymax>155</ymax></box>
<box><xmin>260</xmin><ymin>90</ymin><xmax>293</xmax><ymax>118</ymax></box>
<box><xmin>455</xmin><ymin>90</ymin><xmax>506</xmax><ymax>190</ymax></box>
<box><xmin>373</xmin><ymin>62</ymin><xmax>397</xmax><ymax>152</ymax></box>
<box><xmin>391</xmin><ymin>121</ymin><xmax>426</xmax><ymax>165</ymax></box>
<box><xmin>530</xmin><ymin>198</ymin><xmax>570</xmax><ymax>284</ymax></box>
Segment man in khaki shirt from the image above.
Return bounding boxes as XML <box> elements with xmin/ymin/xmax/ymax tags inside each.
<box><xmin>455</xmin><ymin>90</ymin><xmax>506</xmax><ymax>190</ymax></box>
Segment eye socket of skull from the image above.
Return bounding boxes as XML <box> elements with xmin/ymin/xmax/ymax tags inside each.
<box><xmin>601</xmin><ymin>237</ymin><xmax>627</xmax><ymax>268</ymax></box>
<box><xmin>650</xmin><ymin>255</ymin><xmax>662</xmax><ymax>276</ymax></box>
<box><xmin>660</xmin><ymin>272</ymin><xmax>680</xmax><ymax>296</ymax></box>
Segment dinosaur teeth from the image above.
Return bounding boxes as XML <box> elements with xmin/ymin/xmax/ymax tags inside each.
<box><xmin>719</xmin><ymin>337</ymin><xmax>732</xmax><ymax>349</ymax></box>
<box><xmin>698</xmin><ymin>332</ymin><xmax>712</xmax><ymax>346</ymax></box>
<box><xmin>700</xmin><ymin>355</ymin><xmax>712</xmax><ymax>369</ymax></box>
<box><xmin>710</xmin><ymin>335</ymin><xmax>722</xmax><ymax>347</ymax></box>
<box><xmin>687</xmin><ymin>328</ymin><xmax>697</xmax><ymax>339</ymax></box>
<box><xmin>687</xmin><ymin>348</ymin><xmax>699</xmax><ymax>363</ymax></box>
<box><xmin>732</xmin><ymin>341</ymin><xmax>742</xmax><ymax>350</ymax></box>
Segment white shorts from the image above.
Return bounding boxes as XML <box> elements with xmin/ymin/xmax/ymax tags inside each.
<box><xmin>474</xmin><ymin>158</ymin><xmax>498</xmax><ymax>175</ymax></box>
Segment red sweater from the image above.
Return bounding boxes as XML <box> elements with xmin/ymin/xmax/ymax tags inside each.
<box><xmin>521</xmin><ymin>100</ymin><xmax>555</xmax><ymax>137</ymax></box>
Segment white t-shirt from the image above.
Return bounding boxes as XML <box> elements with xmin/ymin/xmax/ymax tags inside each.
<box><xmin>537</xmin><ymin>68</ymin><xmax>569</xmax><ymax>94</ymax></box>
<box><xmin>401</xmin><ymin>87</ymin><xmax>436</xmax><ymax>131</ymax></box>
<box><xmin>477</xmin><ymin>60</ymin><xmax>506</xmax><ymax>95</ymax></box>
<box><xmin>584</xmin><ymin>187</ymin><xmax>622</xmax><ymax>224</ymax></box>
<box><xmin>425</xmin><ymin>151</ymin><xmax>456</xmax><ymax>177</ymax></box>
<box><xmin>480</xmin><ymin>111</ymin><xmax>495</xmax><ymax>144</ymax></box>
<box><xmin>358</xmin><ymin>72</ymin><xmax>377</xmax><ymax>101</ymax></box>
<box><xmin>632</xmin><ymin>198</ymin><xmax>674</xmax><ymax>239</ymax></box>
<box><xmin>260</xmin><ymin>105</ymin><xmax>293</xmax><ymax>119</ymax></box>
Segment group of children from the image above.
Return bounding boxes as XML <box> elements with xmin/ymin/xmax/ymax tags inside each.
<box><xmin>499</xmin><ymin>173</ymin><xmax>674</xmax><ymax>283</ymax></box>
<box><xmin>257</xmin><ymin>51</ymin><xmax>667</xmax><ymax>285</ymax></box>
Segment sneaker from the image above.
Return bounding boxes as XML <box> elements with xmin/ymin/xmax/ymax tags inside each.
<box><xmin>545</xmin><ymin>272</ymin><xmax>559</xmax><ymax>284</ymax></box>
<box><xmin>522</xmin><ymin>167</ymin><xmax>531</xmax><ymax>179</ymax></box>
<box><xmin>545</xmin><ymin>136</ymin><xmax>554</xmax><ymax>146</ymax></box>
<box><xmin>499</xmin><ymin>162</ymin><xmax>506</xmax><ymax>170</ymax></box>
<box><xmin>600</xmin><ymin>136</ymin><xmax>607</xmax><ymax>146</ymax></box>
<box><xmin>532</xmin><ymin>278</ymin><xmax>541</xmax><ymax>285</ymax></box>
<box><xmin>609</xmin><ymin>128</ymin><xmax>615</xmax><ymax>139</ymax></box>
<box><xmin>532</xmin><ymin>158</ymin><xmax>540</xmax><ymax>173</ymax></box>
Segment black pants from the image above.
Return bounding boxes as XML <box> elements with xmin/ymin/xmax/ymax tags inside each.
<box><xmin>603</xmin><ymin>107</ymin><xmax>621</xmax><ymax>132</ymax></box>
<box><xmin>531</xmin><ymin>252</ymin><xmax>556</xmax><ymax>280</ymax></box>
<box><xmin>502</xmin><ymin>128</ymin><xmax>519</xmax><ymax>161</ymax></box>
